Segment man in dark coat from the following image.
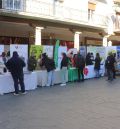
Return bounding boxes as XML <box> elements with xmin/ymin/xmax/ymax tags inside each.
<box><xmin>6</xmin><ymin>51</ymin><xmax>26</xmax><ymax>95</ymax></box>
<box><xmin>76</xmin><ymin>53</ymin><xmax>85</xmax><ymax>82</ymax></box>
<box><xmin>105</xmin><ymin>53</ymin><xmax>115</xmax><ymax>81</ymax></box>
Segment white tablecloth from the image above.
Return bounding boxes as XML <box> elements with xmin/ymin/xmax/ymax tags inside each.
<box><xmin>0</xmin><ymin>72</ymin><xmax>37</xmax><ymax>95</ymax></box>
<box><xmin>36</xmin><ymin>69</ymin><xmax>68</xmax><ymax>87</ymax></box>
<box><xmin>84</xmin><ymin>65</ymin><xmax>105</xmax><ymax>79</ymax></box>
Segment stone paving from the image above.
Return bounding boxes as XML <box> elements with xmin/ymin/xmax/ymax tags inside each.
<box><xmin>1</xmin><ymin>77</ymin><xmax>120</xmax><ymax>129</ymax></box>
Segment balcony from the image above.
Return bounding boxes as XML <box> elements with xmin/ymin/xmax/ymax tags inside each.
<box><xmin>0</xmin><ymin>0</ymin><xmax>107</xmax><ymax>29</ymax></box>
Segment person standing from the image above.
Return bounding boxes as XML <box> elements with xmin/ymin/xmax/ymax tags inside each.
<box><xmin>41</xmin><ymin>53</ymin><xmax>55</xmax><ymax>87</ymax></box>
<box><xmin>76</xmin><ymin>52</ymin><xmax>85</xmax><ymax>82</ymax></box>
<box><xmin>113</xmin><ymin>53</ymin><xmax>117</xmax><ymax>79</ymax></box>
<box><xmin>105</xmin><ymin>53</ymin><xmax>115</xmax><ymax>81</ymax></box>
<box><xmin>86</xmin><ymin>53</ymin><xmax>93</xmax><ymax>66</ymax></box>
<box><xmin>60</xmin><ymin>53</ymin><xmax>68</xmax><ymax>86</ymax></box>
<box><xmin>6</xmin><ymin>51</ymin><xmax>26</xmax><ymax>95</ymax></box>
<box><xmin>28</xmin><ymin>54</ymin><xmax>37</xmax><ymax>71</ymax></box>
<box><xmin>94</xmin><ymin>53</ymin><xmax>101</xmax><ymax>78</ymax></box>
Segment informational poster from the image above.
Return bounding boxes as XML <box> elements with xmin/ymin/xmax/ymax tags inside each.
<box><xmin>30</xmin><ymin>45</ymin><xmax>43</xmax><ymax>60</ymax></box>
<box><xmin>116</xmin><ymin>46</ymin><xmax>120</xmax><ymax>71</ymax></box>
<box><xmin>10</xmin><ymin>44</ymin><xmax>28</xmax><ymax>70</ymax></box>
<box><xmin>43</xmin><ymin>45</ymin><xmax>53</xmax><ymax>58</ymax></box>
<box><xmin>0</xmin><ymin>45</ymin><xmax>4</xmax><ymax>55</ymax></box>
<box><xmin>117</xmin><ymin>46</ymin><xmax>120</xmax><ymax>59</ymax></box>
<box><xmin>58</xmin><ymin>46</ymin><xmax>67</xmax><ymax>68</ymax></box>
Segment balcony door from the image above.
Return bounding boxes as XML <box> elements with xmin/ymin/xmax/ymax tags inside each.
<box><xmin>5</xmin><ymin>0</ymin><xmax>23</xmax><ymax>10</ymax></box>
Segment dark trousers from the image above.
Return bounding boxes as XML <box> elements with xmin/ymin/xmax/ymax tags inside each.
<box><xmin>113</xmin><ymin>68</ymin><xmax>116</xmax><ymax>79</ymax></box>
<box><xmin>78</xmin><ymin>68</ymin><xmax>84</xmax><ymax>81</ymax></box>
<box><xmin>12</xmin><ymin>73</ymin><xmax>25</xmax><ymax>94</ymax></box>
<box><xmin>107</xmin><ymin>69</ymin><xmax>113</xmax><ymax>81</ymax></box>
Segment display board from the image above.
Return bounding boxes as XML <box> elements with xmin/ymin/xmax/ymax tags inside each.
<box><xmin>117</xmin><ymin>46</ymin><xmax>120</xmax><ymax>60</ymax></box>
<box><xmin>58</xmin><ymin>46</ymin><xmax>67</xmax><ymax>68</ymax></box>
<box><xmin>10</xmin><ymin>44</ymin><xmax>28</xmax><ymax>70</ymax></box>
<box><xmin>43</xmin><ymin>45</ymin><xmax>53</xmax><ymax>58</ymax></box>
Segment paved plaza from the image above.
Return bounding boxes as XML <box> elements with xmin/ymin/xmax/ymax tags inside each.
<box><xmin>1</xmin><ymin>77</ymin><xmax>120</xmax><ymax>129</ymax></box>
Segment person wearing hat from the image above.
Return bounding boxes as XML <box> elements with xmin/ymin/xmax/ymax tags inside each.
<box><xmin>6</xmin><ymin>51</ymin><xmax>26</xmax><ymax>95</ymax></box>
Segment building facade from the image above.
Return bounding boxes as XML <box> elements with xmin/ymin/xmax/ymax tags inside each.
<box><xmin>0</xmin><ymin>0</ymin><xmax>119</xmax><ymax>48</ymax></box>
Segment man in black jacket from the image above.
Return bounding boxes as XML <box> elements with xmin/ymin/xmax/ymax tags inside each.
<box><xmin>76</xmin><ymin>53</ymin><xmax>85</xmax><ymax>82</ymax></box>
<box><xmin>6</xmin><ymin>51</ymin><xmax>26</xmax><ymax>95</ymax></box>
<box><xmin>105</xmin><ymin>53</ymin><xmax>115</xmax><ymax>81</ymax></box>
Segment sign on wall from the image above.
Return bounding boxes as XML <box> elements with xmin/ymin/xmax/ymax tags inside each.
<box><xmin>43</xmin><ymin>45</ymin><xmax>53</xmax><ymax>58</ymax></box>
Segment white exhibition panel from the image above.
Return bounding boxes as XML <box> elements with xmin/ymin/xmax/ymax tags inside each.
<box><xmin>0</xmin><ymin>72</ymin><xmax>37</xmax><ymax>95</ymax></box>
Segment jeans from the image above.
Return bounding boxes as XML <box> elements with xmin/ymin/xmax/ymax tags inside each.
<box><xmin>78</xmin><ymin>68</ymin><xmax>84</xmax><ymax>81</ymax></box>
<box><xmin>47</xmin><ymin>70</ymin><xmax>54</xmax><ymax>86</ymax></box>
<box><xmin>12</xmin><ymin>73</ymin><xmax>25</xmax><ymax>94</ymax></box>
<box><xmin>61</xmin><ymin>67</ymin><xmax>67</xmax><ymax>84</ymax></box>
<box><xmin>95</xmin><ymin>69</ymin><xmax>100</xmax><ymax>78</ymax></box>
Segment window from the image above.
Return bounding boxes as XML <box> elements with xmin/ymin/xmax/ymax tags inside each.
<box><xmin>88</xmin><ymin>9</ymin><xmax>94</xmax><ymax>21</ymax></box>
<box><xmin>5</xmin><ymin>0</ymin><xmax>23</xmax><ymax>10</ymax></box>
<box><xmin>88</xmin><ymin>1</ymin><xmax>96</xmax><ymax>21</ymax></box>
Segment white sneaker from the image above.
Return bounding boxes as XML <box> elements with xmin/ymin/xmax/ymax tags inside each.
<box><xmin>13</xmin><ymin>93</ymin><xmax>19</xmax><ymax>96</ymax></box>
<box><xmin>21</xmin><ymin>92</ymin><xmax>27</xmax><ymax>95</ymax></box>
<box><xmin>46</xmin><ymin>84</ymin><xmax>50</xmax><ymax>87</ymax></box>
<box><xmin>60</xmin><ymin>83</ymin><xmax>66</xmax><ymax>86</ymax></box>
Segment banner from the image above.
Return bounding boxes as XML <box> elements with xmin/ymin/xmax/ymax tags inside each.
<box><xmin>10</xmin><ymin>44</ymin><xmax>28</xmax><ymax>70</ymax></box>
<box><xmin>58</xmin><ymin>46</ymin><xmax>67</xmax><ymax>68</ymax></box>
<box><xmin>30</xmin><ymin>45</ymin><xmax>43</xmax><ymax>60</ymax></box>
<box><xmin>43</xmin><ymin>45</ymin><xmax>53</xmax><ymax>58</ymax></box>
<box><xmin>54</xmin><ymin>40</ymin><xmax>60</xmax><ymax>68</ymax></box>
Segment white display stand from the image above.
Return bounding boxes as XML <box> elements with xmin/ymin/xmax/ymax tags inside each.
<box><xmin>0</xmin><ymin>72</ymin><xmax>37</xmax><ymax>95</ymax></box>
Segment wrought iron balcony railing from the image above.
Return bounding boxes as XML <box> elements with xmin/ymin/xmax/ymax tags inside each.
<box><xmin>1</xmin><ymin>0</ymin><xmax>107</xmax><ymax>28</ymax></box>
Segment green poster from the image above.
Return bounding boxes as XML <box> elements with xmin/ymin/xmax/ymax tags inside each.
<box><xmin>30</xmin><ymin>45</ymin><xmax>43</xmax><ymax>60</ymax></box>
